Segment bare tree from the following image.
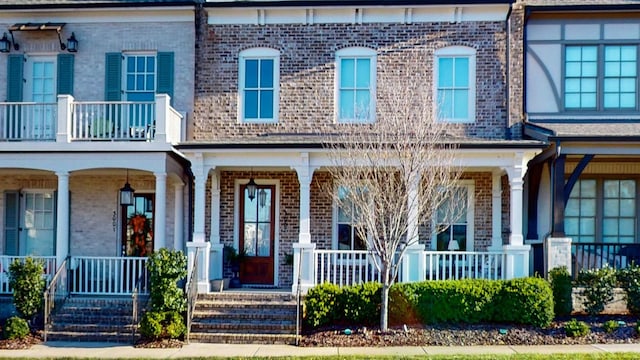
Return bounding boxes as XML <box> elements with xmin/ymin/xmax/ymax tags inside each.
<box><xmin>323</xmin><ymin>82</ymin><xmax>463</xmax><ymax>331</ymax></box>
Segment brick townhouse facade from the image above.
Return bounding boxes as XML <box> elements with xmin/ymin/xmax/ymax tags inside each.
<box><xmin>179</xmin><ymin>0</ymin><xmax>544</xmax><ymax>292</ymax></box>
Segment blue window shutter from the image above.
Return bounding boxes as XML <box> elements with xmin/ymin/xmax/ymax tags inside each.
<box><xmin>157</xmin><ymin>52</ymin><xmax>174</xmax><ymax>102</ymax></box>
<box><xmin>7</xmin><ymin>55</ymin><xmax>24</xmax><ymax>102</ymax></box>
<box><xmin>105</xmin><ymin>53</ymin><xmax>122</xmax><ymax>101</ymax></box>
<box><xmin>57</xmin><ymin>54</ymin><xmax>75</xmax><ymax>95</ymax></box>
<box><xmin>4</xmin><ymin>191</ymin><xmax>19</xmax><ymax>256</ymax></box>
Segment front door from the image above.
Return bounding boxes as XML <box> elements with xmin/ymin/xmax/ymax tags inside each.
<box><xmin>121</xmin><ymin>194</ymin><xmax>154</xmax><ymax>257</ymax></box>
<box><xmin>239</xmin><ymin>184</ymin><xmax>275</xmax><ymax>285</ymax></box>
<box><xmin>20</xmin><ymin>191</ymin><xmax>55</xmax><ymax>256</ymax></box>
<box><xmin>24</xmin><ymin>56</ymin><xmax>57</xmax><ymax>139</ymax></box>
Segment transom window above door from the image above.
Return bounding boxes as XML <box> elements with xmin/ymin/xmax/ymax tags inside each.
<box><xmin>238</xmin><ymin>48</ymin><xmax>280</xmax><ymax>123</ymax></box>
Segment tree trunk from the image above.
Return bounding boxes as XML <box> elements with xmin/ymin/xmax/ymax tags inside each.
<box><xmin>380</xmin><ymin>263</ymin><xmax>391</xmax><ymax>332</ymax></box>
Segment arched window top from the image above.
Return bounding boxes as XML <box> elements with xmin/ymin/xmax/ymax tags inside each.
<box><xmin>336</xmin><ymin>47</ymin><xmax>377</xmax><ymax>57</ymax></box>
<box><xmin>239</xmin><ymin>47</ymin><xmax>280</xmax><ymax>58</ymax></box>
<box><xmin>435</xmin><ymin>45</ymin><xmax>476</xmax><ymax>57</ymax></box>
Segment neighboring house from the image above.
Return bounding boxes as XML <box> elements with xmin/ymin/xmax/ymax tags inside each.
<box><xmin>180</xmin><ymin>0</ymin><xmax>544</xmax><ymax>293</ymax></box>
<box><xmin>520</xmin><ymin>0</ymin><xmax>640</xmax><ymax>275</ymax></box>
<box><xmin>0</xmin><ymin>0</ymin><xmax>195</xmax><ymax>295</ymax></box>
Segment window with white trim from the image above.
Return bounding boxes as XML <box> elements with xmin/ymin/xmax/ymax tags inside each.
<box><xmin>124</xmin><ymin>53</ymin><xmax>156</xmax><ymax>102</ymax></box>
<box><xmin>334</xmin><ymin>185</ymin><xmax>367</xmax><ymax>250</ymax></box>
<box><xmin>238</xmin><ymin>48</ymin><xmax>280</xmax><ymax>123</ymax></box>
<box><xmin>432</xmin><ymin>182</ymin><xmax>475</xmax><ymax>251</ymax></box>
<box><xmin>434</xmin><ymin>46</ymin><xmax>476</xmax><ymax>123</ymax></box>
<box><xmin>335</xmin><ymin>47</ymin><xmax>376</xmax><ymax>123</ymax></box>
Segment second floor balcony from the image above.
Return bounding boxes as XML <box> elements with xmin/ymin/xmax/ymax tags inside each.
<box><xmin>0</xmin><ymin>94</ymin><xmax>182</xmax><ymax>145</ymax></box>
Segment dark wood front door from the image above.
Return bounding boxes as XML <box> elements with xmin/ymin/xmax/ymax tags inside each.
<box><xmin>239</xmin><ymin>184</ymin><xmax>275</xmax><ymax>285</ymax></box>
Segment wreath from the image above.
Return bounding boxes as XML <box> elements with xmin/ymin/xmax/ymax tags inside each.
<box><xmin>128</xmin><ymin>213</ymin><xmax>152</xmax><ymax>257</ymax></box>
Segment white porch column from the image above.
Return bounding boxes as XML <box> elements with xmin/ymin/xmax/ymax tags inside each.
<box><xmin>292</xmin><ymin>242</ymin><xmax>316</xmax><ymax>294</ymax></box>
<box><xmin>503</xmin><ymin>153</ymin><xmax>531</xmax><ymax>279</ymax></box>
<box><xmin>154</xmin><ymin>172</ymin><xmax>167</xmax><ymax>250</ymax></box>
<box><xmin>55</xmin><ymin>172</ymin><xmax>70</xmax><ymax>266</ymax></box>
<box><xmin>173</xmin><ymin>182</ymin><xmax>184</xmax><ymax>252</ymax></box>
<box><xmin>401</xmin><ymin>243</ymin><xmax>426</xmax><ymax>282</ymax></box>
<box><xmin>189</xmin><ymin>154</ymin><xmax>211</xmax><ymax>293</ymax></box>
<box><xmin>154</xmin><ymin>94</ymin><xmax>169</xmax><ymax>143</ymax></box>
<box><xmin>406</xmin><ymin>172</ymin><xmax>420</xmax><ymax>246</ymax></box>
<box><xmin>209</xmin><ymin>170</ymin><xmax>224</xmax><ymax>281</ymax></box>
<box><xmin>56</xmin><ymin>95</ymin><xmax>73</xmax><ymax>143</ymax></box>
<box><xmin>293</xmin><ymin>155</ymin><xmax>315</xmax><ymax>244</ymax></box>
<box><xmin>490</xmin><ymin>171</ymin><xmax>503</xmax><ymax>251</ymax></box>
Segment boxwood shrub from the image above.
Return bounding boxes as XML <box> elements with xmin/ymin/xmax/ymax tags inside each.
<box><xmin>305</xmin><ymin>277</ymin><xmax>554</xmax><ymax>329</ymax></box>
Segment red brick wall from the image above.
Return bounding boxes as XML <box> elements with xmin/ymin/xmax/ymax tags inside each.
<box><xmin>192</xmin><ymin>21</ymin><xmax>509</xmax><ymax>141</ymax></box>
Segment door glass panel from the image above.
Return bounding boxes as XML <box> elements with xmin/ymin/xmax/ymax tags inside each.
<box><xmin>244</xmin><ymin>224</ymin><xmax>257</xmax><ymax>256</ymax></box>
<box><xmin>123</xmin><ymin>194</ymin><xmax>154</xmax><ymax>256</ymax></box>
<box><xmin>257</xmin><ymin>223</ymin><xmax>271</xmax><ymax>256</ymax></box>
<box><xmin>258</xmin><ymin>189</ymin><xmax>271</xmax><ymax>221</ymax></box>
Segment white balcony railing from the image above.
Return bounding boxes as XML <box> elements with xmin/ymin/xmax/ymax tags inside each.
<box><xmin>0</xmin><ymin>103</ymin><xmax>57</xmax><ymax>141</ymax></box>
<box><xmin>0</xmin><ymin>256</ymin><xmax>57</xmax><ymax>294</ymax></box>
<box><xmin>314</xmin><ymin>250</ymin><xmax>382</xmax><ymax>287</ymax></box>
<box><xmin>424</xmin><ymin>251</ymin><xmax>506</xmax><ymax>281</ymax></box>
<box><xmin>69</xmin><ymin>256</ymin><xmax>148</xmax><ymax>295</ymax></box>
<box><xmin>0</xmin><ymin>94</ymin><xmax>182</xmax><ymax>144</ymax></box>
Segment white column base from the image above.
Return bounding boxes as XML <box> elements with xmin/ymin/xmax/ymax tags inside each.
<box><xmin>544</xmin><ymin>236</ymin><xmax>572</xmax><ymax>277</ymax></box>
<box><xmin>187</xmin><ymin>241</ymin><xmax>211</xmax><ymax>293</ymax></box>
<box><xmin>503</xmin><ymin>244</ymin><xmax>531</xmax><ymax>279</ymax></box>
<box><xmin>292</xmin><ymin>243</ymin><xmax>316</xmax><ymax>294</ymax></box>
<box><xmin>401</xmin><ymin>243</ymin><xmax>425</xmax><ymax>282</ymax></box>
<box><xmin>209</xmin><ymin>243</ymin><xmax>224</xmax><ymax>281</ymax></box>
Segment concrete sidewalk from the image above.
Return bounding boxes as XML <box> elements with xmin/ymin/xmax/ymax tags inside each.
<box><xmin>0</xmin><ymin>342</ymin><xmax>639</xmax><ymax>358</ymax></box>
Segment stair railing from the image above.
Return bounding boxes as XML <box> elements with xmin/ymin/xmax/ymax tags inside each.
<box><xmin>185</xmin><ymin>247</ymin><xmax>200</xmax><ymax>344</ymax></box>
<box><xmin>131</xmin><ymin>269</ymin><xmax>149</xmax><ymax>343</ymax></box>
<box><xmin>295</xmin><ymin>247</ymin><xmax>304</xmax><ymax>346</ymax></box>
<box><xmin>43</xmin><ymin>257</ymin><xmax>70</xmax><ymax>342</ymax></box>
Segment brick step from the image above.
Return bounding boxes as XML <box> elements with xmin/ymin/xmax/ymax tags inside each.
<box><xmin>49</xmin><ymin>323</ymin><xmax>136</xmax><ymax>333</ymax></box>
<box><xmin>191</xmin><ymin>321</ymin><xmax>295</xmax><ymax>334</ymax></box>
<box><xmin>189</xmin><ymin>332</ymin><xmax>298</xmax><ymax>345</ymax></box>
<box><xmin>51</xmin><ymin>313</ymin><xmax>133</xmax><ymax>325</ymax></box>
<box><xmin>52</xmin><ymin>307</ymin><xmax>132</xmax><ymax>316</ymax></box>
<box><xmin>195</xmin><ymin>302</ymin><xmax>296</xmax><ymax>312</ymax></box>
<box><xmin>197</xmin><ymin>292</ymin><xmax>296</xmax><ymax>303</ymax></box>
<box><xmin>192</xmin><ymin>310</ymin><xmax>295</xmax><ymax>321</ymax></box>
<box><xmin>45</xmin><ymin>330</ymin><xmax>137</xmax><ymax>343</ymax></box>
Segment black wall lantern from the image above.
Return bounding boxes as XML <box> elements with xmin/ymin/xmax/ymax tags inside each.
<box><xmin>66</xmin><ymin>32</ymin><xmax>78</xmax><ymax>52</ymax></box>
<box><xmin>246</xmin><ymin>177</ymin><xmax>257</xmax><ymax>201</ymax></box>
<box><xmin>0</xmin><ymin>32</ymin><xmax>18</xmax><ymax>53</ymax></box>
<box><xmin>119</xmin><ymin>170</ymin><xmax>135</xmax><ymax>206</ymax></box>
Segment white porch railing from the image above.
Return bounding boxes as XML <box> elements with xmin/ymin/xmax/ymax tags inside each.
<box><xmin>309</xmin><ymin>249</ymin><xmax>507</xmax><ymax>288</ymax></box>
<box><xmin>424</xmin><ymin>251</ymin><xmax>506</xmax><ymax>281</ymax></box>
<box><xmin>314</xmin><ymin>250</ymin><xmax>382</xmax><ymax>287</ymax></box>
<box><xmin>0</xmin><ymin>103</ymin><xmax>57</xmax><ymax>141</ymax></box>
<box><xmin>0</xmin><ymin>256</ymin><xmax>57</xmax><ymax>294</ymax></box>
<box><xmin>71</xmin><ymin>101</ymin><xmax>155</xmax><ymax>141</ymax></box>
<box><xmin>69</xmin><ymin>256</ymin><xmax>148</xmax><ymax>295</ymax></box>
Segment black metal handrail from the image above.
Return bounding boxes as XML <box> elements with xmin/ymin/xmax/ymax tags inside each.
<box><xmin>131</xmin><ymin>269</ymin><xmax>149</xmax><ymax>343</ymax></box>
<box><xmin>185</xmin><ymin>247</ymin><xmax>200</xmax><ymax>344</ymax></box>
<box><xmin>43</xmin><ymin>257</ymin><xmax>69</xmax><ymax>342</ymax></box>
<box><xmin>572</xmin><ymin>242</ymin><xmax>640</xmax><ymax>277</ymax></box>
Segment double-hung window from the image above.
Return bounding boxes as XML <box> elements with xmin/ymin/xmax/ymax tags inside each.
<box><xmin>238</xmin><ymin>48</ymin><xmax>280</xmax><ymax>123</ymax></box>
<box><xmin>433</xmin><ymin>182</ymin><xmax>475</xmax><ymax>251</ymax></box>
<box><xmin>566</xmin><ymin>179</ymin><xmax>637</xmax><ymax>244</ymax></box>
<box><xmin>564</xmin><ymin>45</ymin><xmax>638</xmax><ymax>110</ymax></box>
<box><xmin>334</xmin><ymin>185</ymin><xmax>367</xmax><ymax>250</ymax></box>
<box><xmin>434</xmin><ymin>46</ymin><xmax>476</xmax><ymax>123</ymax></box>
<box><xmin>336</xmin><ymin>48</ymin><xmax>376</xmax><ymax>123</ymax></box>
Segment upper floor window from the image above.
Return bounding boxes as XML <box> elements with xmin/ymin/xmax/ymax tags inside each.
<box><xmin>124</xmin><ymin>54</ymin><xmax>156</xmax><ymax>101</ymax></box>
<box><xmin>434</xmin><ymin>46</ymin><xmax>476</xmax><ymax>123</ymax></box>
<box><xmin>565</xmin><ymin>45</ymin><xmax>638</xmax><ymax>111</ymax></box>
<box><xmin>335</xmin><ymin>47</ymin><xmax>376</xmax><ymax>123</ymax></box>
<box><xmin>238</xmin><ymin>48</ymin><xmax>280</xmax><ymax>123</ymax></box>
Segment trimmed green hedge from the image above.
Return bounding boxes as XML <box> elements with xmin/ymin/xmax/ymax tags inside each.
<box><xmin>305</xmin><ymin>277</ymin><xmax>554</xmax><ymax>329</ymax></box>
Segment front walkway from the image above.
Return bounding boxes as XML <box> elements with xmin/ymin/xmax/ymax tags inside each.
<box><xmin>3</xmin><ymin>342</ymin><xmax>640</xmax><ymax>358</ymax></box>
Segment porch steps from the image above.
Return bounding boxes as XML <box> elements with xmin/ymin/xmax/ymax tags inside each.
<box><xmin>189</xmin><ymin>291</ymin><xmax>299</xmax><ymax>345</ymax></box>
<box><xmin>46</xmin><ymin>297</ymin><xmax>139</xmax><ymax>343</ymax></box>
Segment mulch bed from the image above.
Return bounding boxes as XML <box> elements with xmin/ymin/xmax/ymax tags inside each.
<box><xmin>0</xmin><ymin>332</ymin><xmax>42</xmax><ymax>350</ymax></box>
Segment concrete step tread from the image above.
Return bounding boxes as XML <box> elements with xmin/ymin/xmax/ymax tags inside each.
<box><xmin>189</xmin><ymin>332</ymin><xmax>298</xmax><ymax>345</ymax></box>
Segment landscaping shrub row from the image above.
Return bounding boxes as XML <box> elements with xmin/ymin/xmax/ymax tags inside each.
<box><xmin>304</xmin><ymin>277</ymin><xmax>554</xmax><ymax>329</ymax></box>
